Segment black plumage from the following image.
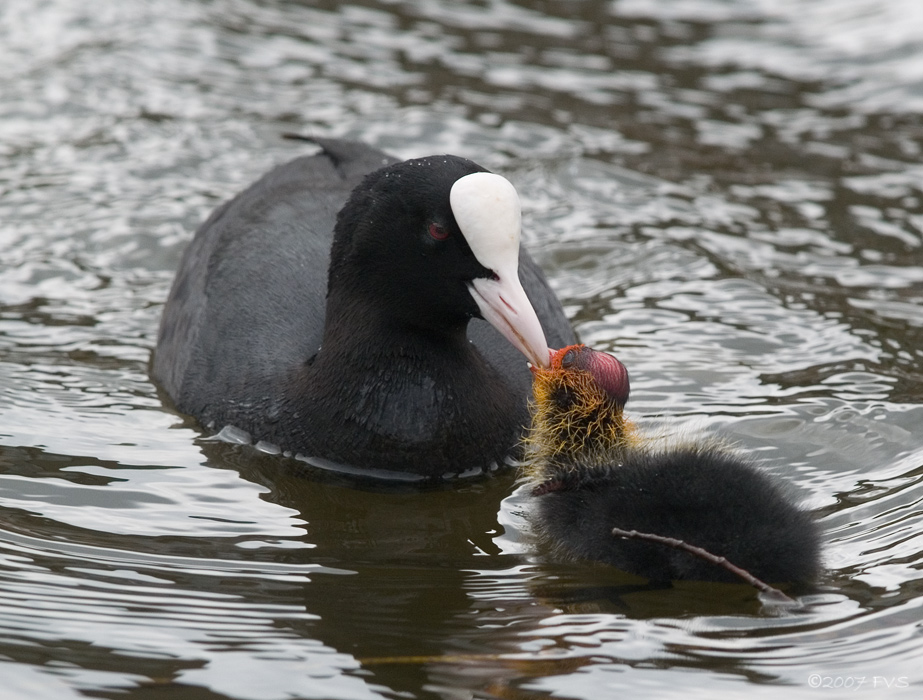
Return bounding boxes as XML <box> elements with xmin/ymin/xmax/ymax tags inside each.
<box><xmin>533</xmin><ymin>445</ymin><xmax>821</xmax><ymax>584</ymax></box>
<box><xmin>527</xmin><ymin>345</ymin><xmax>821</xmax><ymax>584</ymax></box>
<box><xmin>154</xmin><ymin>139</ymin><xmax>574</xmax><ymax>478</ymax></box>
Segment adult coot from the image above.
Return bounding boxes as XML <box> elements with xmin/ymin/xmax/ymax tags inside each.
<box><xmin>524</xmin><ymin>344</ymin><xmax>821</xmax><ymax>584</ymax></box>
<box><xmin>154</xmin><ymin>139</ymin><xmax>575</xmax><ymax>479</ymax></box>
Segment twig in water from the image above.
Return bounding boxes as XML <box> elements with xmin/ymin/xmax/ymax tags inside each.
<box><xmin>611</xmin><ymin>527</ymin><xmax>795</xmax><ymax>604</ymax></box>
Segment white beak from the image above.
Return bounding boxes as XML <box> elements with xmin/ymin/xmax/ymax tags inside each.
<box><xmin>469</xmin><ymin>272</ymin><xmax>550</xmax><ymax>368</ymax></box>
<box><xmin>451</xmin><ymin>171</ymin><xmax>550</xmax><ymax>368</ymax></box>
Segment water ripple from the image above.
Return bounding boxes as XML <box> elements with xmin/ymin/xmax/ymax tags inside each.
<box><xmin>2</xmin><ymin>0</ymin><xmax>923</xmax><ymax>698</ymax></box>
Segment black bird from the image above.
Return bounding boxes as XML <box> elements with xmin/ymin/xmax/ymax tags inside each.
<box><xmin>525</xmin><ymin>344</ymin><xmax>821</xmax><ymax>584</ymax></box>
<box><xmin>153</xmin><ymin>139</ymin><xmax>574</xmax><ymax>479</ymax></box>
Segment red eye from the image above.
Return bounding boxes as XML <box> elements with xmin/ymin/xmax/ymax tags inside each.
<box><xmin>428</xmin><ymin>222</ymin><xmax>449</xmax><ymax>241</ymax></box>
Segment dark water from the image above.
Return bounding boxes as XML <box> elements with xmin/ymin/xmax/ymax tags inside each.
<box><xmin>2</xmin><ymin>1</ymin><xmax>923</xmax><ymax>698</ymax></box>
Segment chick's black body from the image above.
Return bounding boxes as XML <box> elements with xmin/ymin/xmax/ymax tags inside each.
<box><xmin>526</xmin><ymin>345</ymin><xmax>821</xmax><ymax>585</ymax></box>
<box><xmin>154</xmin><ymin>139</ymin><xmax>575</xmax><ymax>477</ymax></box>
<box><xmin>533</xmin><ymin>446</ymin><xmax>821</xmax><ymax>584</ymax></box>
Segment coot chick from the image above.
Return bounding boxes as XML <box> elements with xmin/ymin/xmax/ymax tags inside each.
<box><xmin>525</xmin><ymin>345</ymin><xmax>821</xmax><ymax>584</ymax></box>
<box><xmin>154</xmin><ymin>139</ymin><xmax>574</xmax><ymax>479</ymax></box>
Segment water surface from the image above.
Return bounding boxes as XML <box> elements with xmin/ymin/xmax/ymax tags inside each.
<box><xmin>2</xmin><ymin>1</ymin><xmax>922</xmax><ymax>698</ymax></box>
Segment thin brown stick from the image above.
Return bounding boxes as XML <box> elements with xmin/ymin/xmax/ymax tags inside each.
<box><xmin>611</xmin><ymin>527</ymin><xmax>796</xmax><ymax>603</ymax></box>
<box><xmin>280</xmin><ymin>132</ymin><xmax>315</xmax><ymax>142</ymax></box>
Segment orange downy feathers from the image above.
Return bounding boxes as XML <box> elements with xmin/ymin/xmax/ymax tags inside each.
<box><xmin>524</xmin><ymin>345</ymin><xmax>637</xmax><ymax>476</ymax></box>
